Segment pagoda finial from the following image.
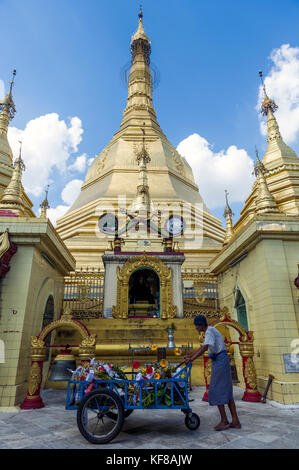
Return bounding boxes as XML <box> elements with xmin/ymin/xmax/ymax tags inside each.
<box><xmin>9</xmin><ymin>69</ymin><xmax>17</xmax><ymax>95</ymax></box>
<box><xmin>254</xmin><ymin>146</ymin><xmax>279</xmax><ymax>215</ymax></box>
<box><xmin>0</xmin><ymin>69</ymin><xmax>17</xmax><ymax>130</ymax></box>
<box><xmin>223</xmin><ymin>190</ymin><xmax>234</xmax><ymax>246</ymax></box>
<box><xmin>40</xmin><ymin>184</ymin><xmax>50</xmax><ymax>218</ymax></box>
<box><xmin>259</xmin><ymin>70</ymin><xmax>278</xmax><ymax>116</ymax></box>
<box><xmin>139</xmin><ymin>4</ymin><xmax>143</xmax><ymax>20</ymax></box>
<box><xmin>131</xmin><ymin>4</ymin><xmax>151</xmax><ymax>59</ymax></box>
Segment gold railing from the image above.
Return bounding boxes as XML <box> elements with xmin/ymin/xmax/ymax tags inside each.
<box><xmin>63</xmin><ymin>268</ymin><xmax>104</xmax><ymax>319</ymax></box>
<box><xmin>182</xmin><ymin>270</ymin><xmax>219</xmax><ymax>317</ymax></box>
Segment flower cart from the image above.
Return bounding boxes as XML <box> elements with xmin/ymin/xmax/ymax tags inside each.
<box><xmin>66</xmin><ymin>361</ymin><xmax>200</xmax><ymax>444</ymax></box>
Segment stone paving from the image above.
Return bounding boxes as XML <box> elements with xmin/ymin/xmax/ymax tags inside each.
<box><xmin>0</xmin><ymin>386</ymin><xmax>298</xmax><ymax>449</ymax></box>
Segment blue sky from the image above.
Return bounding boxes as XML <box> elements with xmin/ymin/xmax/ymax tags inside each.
<box><xmin>1</xmin><ymin>0</ymin><xmax>299</xmax><ymax>224</ymax></box>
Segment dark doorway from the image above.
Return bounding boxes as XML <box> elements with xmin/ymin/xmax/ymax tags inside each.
<box><xmin>128</xmin><ymin>268</ymin><xmax>160</xmax><ymax>318</ymax></box>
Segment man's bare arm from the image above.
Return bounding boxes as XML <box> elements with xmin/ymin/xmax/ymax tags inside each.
<box><xmin>185</xmin><ymin>344</ymin><xmax>209</xmax><ymax>362</ymax></box>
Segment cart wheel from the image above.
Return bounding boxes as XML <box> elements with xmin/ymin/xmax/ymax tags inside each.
<box><xmin>107</xmin><ymin>408</ymin><xmax>134</xmax><ymax>420</ymax></box>
<box><xmin>77</xmin><ymin>388</ymin><xmax>125</xmax><ymax>444</ymax></box>
<box><xmin>185</xmin><ymin>413</ymin><xmax>200</xmax><ymax>430</ymax></box>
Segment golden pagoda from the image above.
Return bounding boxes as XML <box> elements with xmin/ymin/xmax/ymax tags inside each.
<box><xmin>0</xmin><ymin>70</ymin><xmax>16</xmax><ymax>197</ymax></box>
<box><xmin>56</xmin><ymin>9</ymin><xmax>225</xmax><ymax>269</ymax></box>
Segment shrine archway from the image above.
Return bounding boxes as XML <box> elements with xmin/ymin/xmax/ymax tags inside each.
<box><xmin>112</xmin><ymin>254</ymin><xmax>176</xmax><ymax>319</ymax></box>
<box><xmin>202</xmin><ymin>307</ymin><xmax>262</xmax><ymax>403</ymax></box>
<box><xmin>20</xmin><ymin>307</ymin><xmax>97</xmax><ymax>410</ymax></box>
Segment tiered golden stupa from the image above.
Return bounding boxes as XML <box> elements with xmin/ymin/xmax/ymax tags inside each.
<box><xmin>56</xmin><ymin>9</ymin><xmax>225</xmax><ymax>269</ymax></box>
<box><xmin>0</xmin><ymin>71</ymin><xmax>16</xmax><ymax>197</ymax></box>
<box><xmin>0</xmin><ymin>71</ymin><xmax>35</xmax><ymax>216</ymax></box>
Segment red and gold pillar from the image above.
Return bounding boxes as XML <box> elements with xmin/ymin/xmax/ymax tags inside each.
<box><xmin>21</xmin><ymin>337</ymin><xmax>46</xmax><ymax>409</ymax></box>
<box><xmin>239</xmin><ymin>337</ymin><xmax>262</xmax><ymax>402</ymax></box>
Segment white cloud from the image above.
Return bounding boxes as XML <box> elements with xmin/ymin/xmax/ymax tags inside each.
<box><xmin>258</xmin><ymin>44</ymin><xmax>299</xmax><ymax>144</ymax></box>
<box><xmin>0</xmin><ymin>80</ymin><xmax>5</xmax><ymax>100</ymax></box>
<box><xmin>47</xmin><ymin>179</ymin><xmax>83</xmax><ymax>226</ymax></box>
<box><xmin>88</xmin><ymin>157</ymin><xmax>95</xmax><ymax>166</ymax></box>
<box><xmin>61</xmin><ymin>179</ymin><xmax>83</xmax><ymax>205</ymax></box>
<box><xmin>177</xmin><ymin>133</ymin><xmax>255</xmax><ymax>209</ymax></box>
<box><xmin>68</xmin><ymin>153</ymin><xmax>87</xmax><ymax>173</ymax></box>
<box><xmin>47</xmin><ymin>204</ymin><xmax>70</xmax><ymax>226</ymax></box>
<box><xmin>8</xmin><ymin>113</ymin><xmax>83</xmax><ymax>197</ymax></box>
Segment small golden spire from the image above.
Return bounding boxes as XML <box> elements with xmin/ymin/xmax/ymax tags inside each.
<box><xmin>0</xmin><ymin>70</ymin><xmax>17</xmax><ymax>140</ymax></box>
<box><xmin>0</xmin><ymin>69</ymin><xmax>17</xmax><ymax>121</ymax></box>
<box><xmin>258</xmin><ymin>70</ymin><xmax>283</xmax><ymax>145</ymax></box>
<box><xmin>223</xmin><ymin>190</ymin><xmax>234</xmax><ymax>246</ymax></box>
<box><xmin>254</xmin><ymin>147</ymin><xmax>279</xmax><ymax>215</ymax></box>
<box><xmin>40</xmin><ymin>185</ymin><xmax>50</xmax><ymax>218</ymax></box>
<box><xmin>0</xmin><ymin>140</ymin><xmax>26</xmax><ymax>215</ymax></box>
<box><xmin>259</xmin><ymin>71</ymin><xmax>278</xmax><ymax>116</ymax></box>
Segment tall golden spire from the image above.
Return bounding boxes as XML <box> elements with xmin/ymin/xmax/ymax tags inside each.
<box><xmin>259</xmin><ymin>71</ymin><xmax>282</xmax><ymax>143</ymax></box>
<box><xmin>0</xmin><ymin>140</ymin><xmax>27</xmax><ymax>215</ymax></box>
<box><xmin>0</xmin><ymin>70</ymin><xmax>16</xmax><ymax>181</ymax></box>
<box><xmin>223</xmin><ymin>190</ymin><xmax>234</xmax><ymax>246</ymax></box>
<box><xmin>258</xmin><ymin>70</ymin><xmax>297</xmax><ymax>166</ymax></box>
<box><xmin>40</xmin><ymin>185</ymin><xmax>50</xmax><ymax>219</ymax></box>
<box><xmin>119</xmin><ymin>7</ymin><xmax>161</xmax><ymax>133</ymax></box>
<box><xmin>0</xmin><ymin>70</ymin><xmax>16</xmax><ymax>137</ymax></box>
<box><xmin>254</xmin><ymin>147</ymin><xmax>279</xmax><ymax>215</ymax></box>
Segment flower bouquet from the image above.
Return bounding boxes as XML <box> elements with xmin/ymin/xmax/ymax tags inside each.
<box><xmin>131</xmin><ymin>359</ymin><xmax>187</xmax><ymax>408</ymax></box>
<box><xmin>68</xmin><ymin>358</ymin><xmax>128</xmax><ymax>405</ymax></box>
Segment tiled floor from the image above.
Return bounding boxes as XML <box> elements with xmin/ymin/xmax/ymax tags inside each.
<box><xmin>0</xmin><ymin>386</ymin><xmax>298</xmax><ymax>449</ymax></box>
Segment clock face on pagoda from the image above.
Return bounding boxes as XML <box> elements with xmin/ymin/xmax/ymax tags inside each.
<box><xmin>98</xmin><ymin>213</ymin><xmax>118</xmax><ymax>235</ymax></box>
<box><xmin>164</xmin><ymin>215</ymin><xmax>185</xmax><ymax>236</ymax></box>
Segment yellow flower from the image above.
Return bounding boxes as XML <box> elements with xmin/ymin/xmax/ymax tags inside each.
<box><xmin>174</xmin><ymin>348</ymin><xmax>181</xmax><ymax>356</ymax></box>
<box><xmin>160</xmin><ymin>359</ymin><xmax>168</xmax><ymax>368</ymax></box>
<box><xmin>151</xmin><ymin>344</ymin><xmax>158</xmax><ymax>351</ymax></box>
<box><xmin>154</xmin><ymin>372</ymin><xmax>160</xmax><ymax>379</ymax></box>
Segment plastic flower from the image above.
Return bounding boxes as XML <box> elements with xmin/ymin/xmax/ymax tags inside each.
<box><xmin>174</xmin><ymin>348</ymin><xmax>181</xmax><ymax>356</ymax></box>
<box><xmin>160</xmin><ymin>359</ymin><xmax>168</xmax><ymax>368</ymax></box>
<box><xmin>146</xmin><ymin>366</ymin><xmax>153</xmax><ymax>374</ymax></box>
<box><xmin>151</xmin><ymin>344</ymin><xmax>158</xmax><ymax>351</ymax></box>
<box><xmin>133</xmin><ymin>361</ymin><xmax>140</xmax><ymax>370</ymax></box>
<box><xmin>154</xmin><ymin>372</ymin><xmax>160</xmax><ymax>379</ymax></box>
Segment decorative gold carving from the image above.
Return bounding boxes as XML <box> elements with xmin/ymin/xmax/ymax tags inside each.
<box><xmin>31</xmin><ymin>336</ymin><xmax>46</xmax><ymax>361</ymax></box>
<box><xmin>63</xmin><ymin>270</ymin><xmax>104</xmax><ymax>317</ymax></box>
<box><xmin>80</xmin><ymin>334</ymin><xmax>96</xmax><ymax>347</ymax></box>
<box><xmin>0</xmin><ymin>229</ymin><xmax>10</xmax><ymax>259</ymax></box>
<box><xmin>96</xmin><ymin>148</ymin><xmax>109</xmax><ymax>173</ymax></box>
<box><xmin>112</xmin><ymin>253</ymin><xmax>177</xmax><ymax>319</ymax></box>
<box><xmin>239</xmin><ymin>340</ymin><xmax>255</xmax><ymax>357</ymax></box>
<box><xmin>78</xmin><ymin>333</ymin><xmax>97</xmax><ymax>360</ymax></box>
<box><xmin>28</xmin><ymin>362</ymin><xmax>41</xmax><ymax>396</ymax></box>
<box><xmin>31</xmin><ymin>336</ymin><xmax>45</xmax><ymax>348</ymax></box>
<box><xmin>171</xmin><ymin>148</ymin><xmax>185</xmax><ymax>176</ymax></box>
<box><xmin>182</xmin><ymin>272</ymin><xmax>218</xmax><ymax>282</ymax></box>
<box><xmin>244</xmin><ymin>358</ymin><xmax>258</xmax><ymax>390</ymax></box>
<box><xmin>133</xmin><ymin>141</ymin><xmax>149</xmax><ymax>157</ymax></box>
